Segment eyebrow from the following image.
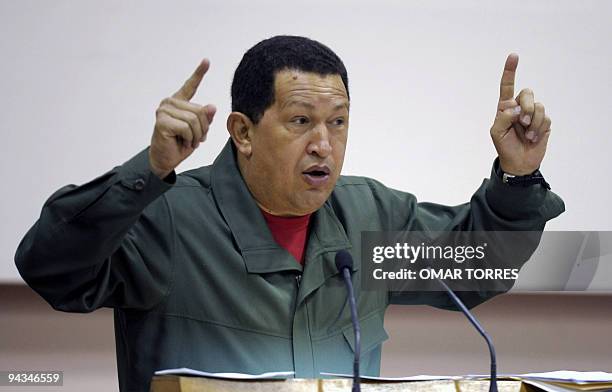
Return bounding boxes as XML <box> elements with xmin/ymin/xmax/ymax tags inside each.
<box><xmin>282</xmin><ymin>100</ymin><xmax>350</xmax><ymax>111</ymax></box>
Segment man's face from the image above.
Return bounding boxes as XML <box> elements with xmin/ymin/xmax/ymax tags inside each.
<box><xmin>240</xmin><ymin>70</ymin><xmax>349</xmax><ymax>216</ymax></box>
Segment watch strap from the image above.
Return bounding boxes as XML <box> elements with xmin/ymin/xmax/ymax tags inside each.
<box><xmin>502</xmin><ymin>169</ymin><xmax>551</xmax><ymax>190</ymax></box>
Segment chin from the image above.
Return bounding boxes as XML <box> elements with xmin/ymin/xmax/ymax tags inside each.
<box><xmin>296</xmin><ymin>193</ymin><xmax>331</xmax><ymax>214</ymax></box>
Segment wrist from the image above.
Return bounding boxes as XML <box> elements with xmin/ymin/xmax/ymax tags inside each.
<box><xmin>148</xmin><ymin>150</ymin><xmax>173</xmax><ymax>180</ymax></box>
<box><xmin>498</xmin><ymin>161</ymin><xmax>536</xmax><ymax>176</ymax></box>
<box><xmin>495</xmin><ymin>159</ymin><xmax>550</xmax><ymax>190</ymax></box>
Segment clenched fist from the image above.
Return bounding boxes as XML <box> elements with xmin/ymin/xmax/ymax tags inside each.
<box><xmin>149</xmin><ymin>59</ymin><xmax>217</xmax><ymax>179</ymax></box>
<box><xmin>490</xmin><ymin>54</ymin><xmax>552</xmax><ymax>176</ymax></box>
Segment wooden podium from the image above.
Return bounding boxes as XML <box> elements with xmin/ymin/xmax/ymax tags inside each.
<box><xmin>150</xmin><ymin>376</ymin><xmax>529</xmax><ymax>392</ymax></box>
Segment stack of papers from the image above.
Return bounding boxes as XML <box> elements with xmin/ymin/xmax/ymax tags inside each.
<box><xmin>154</xmin><ymin>368</ymin><xmax>612</xmax><ymax>391</ymax></box>
<box><xmin>465</xmin><ymin>370</ymin><xmax>612</xmax><ymax>392</ymax></box>
<box><xmin>518</xmin><ymin>371</ymin><xmax>612</xmax><ymax>392</ymax></box>
<box><xmin>319</xmin><ymin>372</ymin><xmax>460</xmax><ymax>381</ymax></box>
<box><xmin>154</xmin><ymin>368</ymin><xmax>294</xmax><ymax>380</ymax></box>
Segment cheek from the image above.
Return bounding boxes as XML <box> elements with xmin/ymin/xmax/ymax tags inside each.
<box><xmin>332</xmin><ymin>137</ymin><xmax>347</xmax><ymax>166</ymax></box>
<box><xmin>266</xmin><ymin>150</ymin><xmax>301</xmax><ymax>187</ymax></box>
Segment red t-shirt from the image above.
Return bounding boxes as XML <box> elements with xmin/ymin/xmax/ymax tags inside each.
<box><xmin>260</xmin><ymin>209</ymin><xmax>312</xmax><ymax>265</ymax></box>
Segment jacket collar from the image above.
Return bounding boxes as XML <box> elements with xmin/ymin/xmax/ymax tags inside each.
<box><xmin>210</xmin><ymin>140</ymin><xmax>353</xmax><ymax>280</ymax></box>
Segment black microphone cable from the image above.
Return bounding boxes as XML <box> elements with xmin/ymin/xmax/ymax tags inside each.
<box><xmin>335</xmin><ymin>250</ymin><xmax>361</xmax><ymax>392</ymax></box>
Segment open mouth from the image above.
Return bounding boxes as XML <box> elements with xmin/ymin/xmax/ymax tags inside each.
<box><xmin>303</xmin><ymin>166</ymin><xmax>331</xmax><ymax>186</ymax></box>
<box><xmin>305</xmin><ymin>170</ymin><xmax>328</xmax><ymax>177</ymax></box>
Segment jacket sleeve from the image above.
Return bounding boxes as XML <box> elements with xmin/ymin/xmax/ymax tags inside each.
<box><xmin>369</xmin><ymin>159</ymin><xmax>565</xmax><ymax>309</ymax></box>
<box><xmin>14</xmin><ymin>148</ymin><xmax>176</xmax><ymax>312</ymax></box>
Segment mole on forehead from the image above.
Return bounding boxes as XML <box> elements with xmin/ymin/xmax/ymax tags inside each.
<box><xmin>280</xmin><ymin>75</ymin><xmax>344</xmax><ymax>88</ymax></box>
<box><xmin>278</xmin><ymin>70</ymin><xmax>337</xmax><ymax>81</ymax></box>
<box><xmin>275</xmin><ymin>71</ymin><xmax>347</xmax><ymax>98</ymax></box>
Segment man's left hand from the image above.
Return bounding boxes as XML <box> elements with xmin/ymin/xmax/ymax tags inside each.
<box><xmin>490</xmin><ymin>53</ymin><xmax>552</xmax><ymax>176</ymax></box>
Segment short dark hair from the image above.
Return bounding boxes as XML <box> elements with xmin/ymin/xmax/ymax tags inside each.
<box><xmin>231</xmin><ymin>35</ymin><xmax>350</xmax><ymax>124</ymax></box>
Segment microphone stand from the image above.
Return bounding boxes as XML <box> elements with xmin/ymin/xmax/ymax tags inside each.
<box><xmin>342</xmin><ymin>267</ymin><xmax>361</xmax><ymax>392</ymax></box>
<box><xmin>436</xmin><ymin>277</ymin><xmax>498</xmax><ymax>392</ymax></box>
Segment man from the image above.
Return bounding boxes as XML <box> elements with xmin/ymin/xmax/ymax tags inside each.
<box><xmin>15</xmin><ymin>36</ymin><xmax>564</xmax><ymax>391</ymax></box>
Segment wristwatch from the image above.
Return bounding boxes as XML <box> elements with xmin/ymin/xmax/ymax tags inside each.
<box><xmin>500</xmin><ymin>168</ymin><xmax>551</xmax><ymax>190</ymax></box>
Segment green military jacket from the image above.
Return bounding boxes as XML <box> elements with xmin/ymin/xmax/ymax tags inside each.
<box><xmin>15</xmin><ymin>140</ymin><xmax>564</xmax><ymax>391</ymax></box>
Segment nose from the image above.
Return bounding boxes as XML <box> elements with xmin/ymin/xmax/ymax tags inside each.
<box><xmin>306</xmin><ymin>123</ymin><xmax>332</xmax><ymax>158</ymax></box>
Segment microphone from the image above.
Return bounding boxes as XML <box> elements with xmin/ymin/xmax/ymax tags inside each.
<box><xmin>335</xmin><ymin>250</ymin><xmax>361</xmax><ymax>392</ymax></box>
<box><xmin>434</xmin><ymin>274</ymin><xmax>498</xmax><ymax>392</ymax></box>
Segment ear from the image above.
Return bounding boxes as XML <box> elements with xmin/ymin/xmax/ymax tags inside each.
<box><xmin>227</xmin><ymin>112</ymin><xmax>254</xmax><ymax>158</ymax></box>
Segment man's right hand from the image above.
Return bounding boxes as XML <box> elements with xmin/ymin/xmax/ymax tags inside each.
<box><xmin>149</xmin><ymin>59</ymin><xmax>217</xmax><ymax>179</ymax></box>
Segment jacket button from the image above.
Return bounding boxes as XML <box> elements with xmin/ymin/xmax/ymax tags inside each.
<box><xmin>133</xmin><ymin>178</ymin><xmax>146</xmax><ymax>190</ymax></box>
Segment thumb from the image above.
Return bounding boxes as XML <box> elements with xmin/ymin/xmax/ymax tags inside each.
<box><xmin>490</xmin><ymin>106</ymin><xmax>521</xmax><ymax>140</ymax></box>
<box><xmin>205</xmin><ymin>104</ymin><xmax>217</xmax><ymax>123</ymax></box>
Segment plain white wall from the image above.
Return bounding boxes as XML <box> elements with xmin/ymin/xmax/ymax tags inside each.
<box><xmin>2</xmin><ymin>0</ymin><xmax>612</xmax><ymax>282</ymax></box>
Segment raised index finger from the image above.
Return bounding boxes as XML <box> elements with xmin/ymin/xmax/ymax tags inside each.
<box><xmin>499</xmin><ymin>53</ymin><xmax>519</xmax><ymax>102</ymax></box>
<box><xmin>172</xmin><ymin>59</ymin><xmax>210</xmax><ymax>101</ymax></box>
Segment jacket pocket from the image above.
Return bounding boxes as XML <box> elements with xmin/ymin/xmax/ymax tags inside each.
<box><xmin>342</xmin><ymin>311</ymin><xmax>389</xmax><ymax>354</ymax></box>
<box><xmin>313</xmin><ymin>311</ymin><xmax>389</xmax><ymax>376</ymax></box>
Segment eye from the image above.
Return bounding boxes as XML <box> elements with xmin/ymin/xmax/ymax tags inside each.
<box><xmin>291</xmin><ymin>116</ymin><xmax>309</xmax><ymax>125</ymax></box>
<box><xmin>332</xmin><ymin>117</ymin><xmax>346</xmax><ymax>126</ymax></box>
